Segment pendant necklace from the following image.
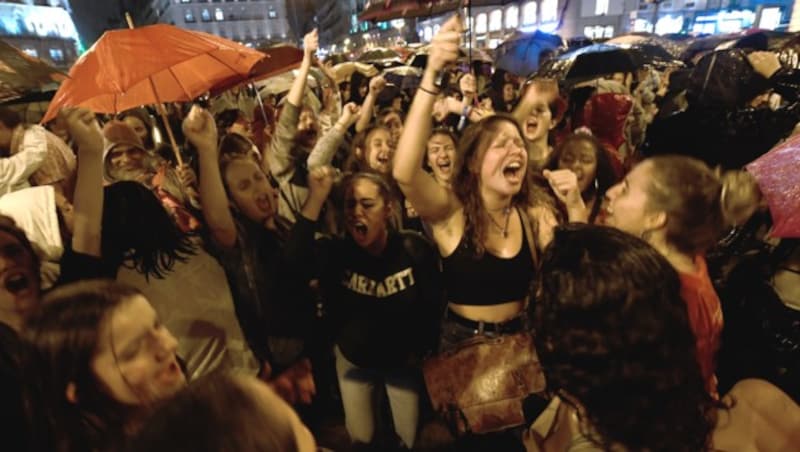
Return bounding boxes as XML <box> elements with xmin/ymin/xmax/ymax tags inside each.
<box><xmin>488</xmin><ymin>207</ymin><xmax>512</xmax><ymax>238</ymax></box>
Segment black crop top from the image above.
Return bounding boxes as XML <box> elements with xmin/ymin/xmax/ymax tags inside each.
<box><xmin>441</xmin><ymin>210</ymin><xmax>535</xmax><ymax>306</ymax></box>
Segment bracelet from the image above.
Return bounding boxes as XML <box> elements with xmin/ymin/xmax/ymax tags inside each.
<box><xmin>418</xmin><ymin>85</ymin><xmax>440</xmax><ymax>96</ymax></box>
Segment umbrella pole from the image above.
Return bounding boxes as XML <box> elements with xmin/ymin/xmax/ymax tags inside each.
<box><xmin>467</xmin><ymin>3</ymin><xmax>473</xmax><ymax>67</ymax></box>
<box><xmin>156</xmin><ymin>104</ymin><xmax>184</xmax><ymax>167</ymax></box>
<box><xmin>253</xmin><ymin>83</ymin><xmax>269</xmax><ymax>124</ymax></box>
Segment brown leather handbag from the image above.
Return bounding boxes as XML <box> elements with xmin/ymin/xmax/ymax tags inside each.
<box><xmin>422</xmin><ymin>332</ymin><xmax>546</xmax><ymax>435</ymax></box>
<box><xmin>423</xmin><ymin>208</ymin><xmax>545</xmax><ymax>435</ymax></box>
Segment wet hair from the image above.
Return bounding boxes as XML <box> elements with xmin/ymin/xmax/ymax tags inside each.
<box><xmin>533</xmin><ymin>224</ymin><xmax>718</xmax><ymax>452</ymax></box>
<box><xmin>215</xmin><ymin>109</ymin><xmax>246</xmax><ymax>132</ymax></box>
<box><xmin>102</xmin><ymin>181</ymin><xmax>195</xmax><ymax>279</ymax></box>
<box><xmin>377</xmin><ymin>107</ymin><xmax>405</xmax><ymax>124</ymax></box>
<box><xmin>118</xmin><ymin>109</ymin><xmax>156</xmax><ymax>150</ymax></box>
<box><xmin>644</xmin><ymin>155</ymin><xmax>759</xmax><ymax>255</ymax></box>
<box><xmin>453</xmin><ymin>114</ymin><xmax>533</xmax><ymax>257</ymax></box>
<box><xmin>0</xmin><ymin>107</ymin><xmax>23</xmax><ymax>129</ymax></box>
<box><xmin>546</xmin><ymin>132</ymin><xmax>619</xmax><ymax>222</ymax></box>
<box><xmin>125</xmin><ymin>374</ymin><xmax>299</xmax><ymax>452</ymax></box>
<box><xmin>219</xmin><ymin>132</ymin><xmax>257</xmax><ymax>159</ymax></box>
<box><xmin>21</xmin><ymin>280</ymin><xmax>143</xmax><ymax>452</ymax></box>
<box><xmin>339</xmin><ymin>171</ymin><xmax>398</xmax><ymax>231</ymax></box>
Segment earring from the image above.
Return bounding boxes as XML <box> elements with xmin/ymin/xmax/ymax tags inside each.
<box><xmin>594</xmin><ymin>178</ymin><xmax>599</xmax><ymax>192</ymax></box>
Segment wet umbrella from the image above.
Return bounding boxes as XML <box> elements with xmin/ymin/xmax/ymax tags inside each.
<box><xmin>746</xmin><ymin>133</ymin><xmax>800</xmax><ymax>238</ymax></box>
<box><xmin>0</xmin><ymin>39</ymin><xmax>65</xmax><ymax>103</ymax></box>
<box><xmin>608</xmin><ymin>33</ymin><xmax>687</xmax><ymax>59</ymax></box>
<box><xmin>494</xmin><ymin>30</ymin><xmax>564</xmax><ymax>77</ymax></box>
<box><xmin>535</xmin><ymin>44</ymin><xmax>643</xmax><ymax>83</ymax></box>
<box><xmin>408</xmin><ymin>45</ymin><xmax>493</xmax><ymax>68</ymax></box>
<box><xmin>681</xmin><ymin>32</ymin><xmax>769</xmax><ymax>63</ymax></box>
<box><xmin>358</xmin><ymin>47</ymin><xmax>405</xmax><ymax>69</ymax></box>
<box><xmin>382</xmin><ymin>65</ymin><xmax>423</xmax><ymax>91</ymax></box>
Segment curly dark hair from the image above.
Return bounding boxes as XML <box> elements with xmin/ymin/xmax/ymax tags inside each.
<box><xmin>102</xmin><ymin>181</ymin><xmax>195</xmax><ymax>279</ymax></box>
<box><xmin>545</xmin><ymin>132</ymin><xmax>620</xmax><ymax>223</ymax></box>
<box><xmin>532</xmin><ymin>224</ymin><xmax>719</xmax><ymax>452</ymax></box>
<box><xmin>453</xmin><ymin>114</ymin><xmax>533</xmax><ymax>257</ymax></box>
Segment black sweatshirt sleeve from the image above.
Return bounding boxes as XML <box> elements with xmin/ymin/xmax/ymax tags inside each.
<box><xmin>402</xmin><ymin>232</ymin><xmax>445</xmax><ymax>357</ymax></box>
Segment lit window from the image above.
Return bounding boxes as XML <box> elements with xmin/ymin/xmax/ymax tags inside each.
<box><xmin>424</xmin><ymin>26</ymin><xmax>433</xmax><ymax>41</ymax></box>
<box><xmin>522</xmin><ymin>1</ymin><xmax>537</xmax><ymax>25</ymax></box>
<box><xmin>49</xmin><ymin>48</ymin><xmax>64</xmax><ymax>62</ymax></box>
<box><xmin>506</xmin><ymin>6</ymin><xmax>519</xmax><ymax>29</ymax></box>
<box><xmin>22</xmin><ymin>48</ymin><xmax>38</xmax><ymax>58</ymax></box>
<box><xmin>184</xmin><ymin>10</ymin><xmax>195</xmax><ymax>22</ymax></box>
<box><xmin>475</xmin><ymin>13</ymin><xmax>487</xmax><ymax>34</ymax></box>
<box><xmin>584</xmin><ymin>26</ymin><xmax>593</xmax><ymax>38</ymax></box>
<box><xmin>541</xmin><ymin>0</ymin><xmax>557</xmax><ymax>22</ymax></box>
<box><xmin>604</xmin><ymin>25</ymin><xmax>614</xmax><ymax>37</ymax></box>
<box><xmin>201</xmin><ymin>9</ymin><xmax>211</xmax><ymax>22</ymax></box>
<box><xmin>433</xmin><ymin>24</ymin><xmax>441</xmax><ymax>35</ymax></box>
<box><xmin>268</xmin><ymin>8</ymin><xmax>277</xmax><ymax>18</ymax></box>
<box><xmin>489</xmin><ymin>9</ymin><xmax>502</xmax><ymax>31</ymax></box>
<box><xmin>180</xmin><ymin>0</ymin><xmax>191</xmax><ymax>3</ymax></box>
<box><xmin>595</xmin><ymin>0</ymin><xmax>609</xmax><ymax>15</ymax></box>
<box><xmin>214</xmin><ymin>7</ymin><xmax>224</xmax><ymax>20</ymax></box>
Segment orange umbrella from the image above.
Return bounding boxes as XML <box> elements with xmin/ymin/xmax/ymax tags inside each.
<box><xmin>42</xmin><ymin>24</ymin><xmax>272</xmax><ymax>124</ymax></box>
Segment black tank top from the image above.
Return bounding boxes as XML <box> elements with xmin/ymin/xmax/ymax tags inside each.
<box><xmin>442</xmin><ymin>209</ymin><xmax>535</xmax><ymax>306</ymax></box>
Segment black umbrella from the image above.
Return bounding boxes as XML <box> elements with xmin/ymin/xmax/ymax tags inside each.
<box><xmin>382</xmin><ymin>65</ymin><xmax>423</xmax><ymax>92</ymax></box>
<box><xmin>535</xmin><ymin>44</ymin><xmax>642</xmax><ymax>82</ymax></box>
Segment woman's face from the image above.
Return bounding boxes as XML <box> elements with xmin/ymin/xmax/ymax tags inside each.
<box><xmin>380</xmin><ymin>112</ymin><xmax>403</xmax><ymax>146</ymax></box>
<box><xmin>0</xmin><ymin>231</ymin><xmax>39</xmax><ymax>331</ymax></box>
<box><xmin>242</xmin><ymin>377</ymin><xmax>317</xmax><ymax>452</ymax></box>
<box><xmin>122</xmin><ymin>116</ymin><xmax>149</xmax><ymax>147</ymax></box>
<box><xmin>603</xmin><ymin>160</ymin><xmax>657</xmax><ymax>237</ymax></box>
<box><xmin>426</xmin><ymin>133</ymin><xmax>456</xmax><ymax>184</ymax></box>
<box><xmin>558</xmin><ymin>140</ymin><xmax>598</xmax><ymax>194</ymax></box>
<box><xmin>228</xmin><ymin>118</ymin><xmax>254</xmax><ymax>142</ymax></box>
<box><xmin>344</xmin><ymin>178</ymin><xmax>390</xmax><ymax>252</ymax></box>
<box><xmin>479</xmin><ymin>121</ymin><xmax>528</xmax><ymax>197</ymax></box>
<box><xmin>92</xmin><ymin>295</ymin><xmax>185</xmax><ymax>405</ymax></box>
<box><xmin>363</xmin><ymin>128</ymin><xmax>394</xmax><ymax>174</ymax></box>
<box><xmin>224</xmin><ymin>159</ymin><xmax>276</xmax><ymax>224</ymax></box>
<box><xmin>522</xmin><ymin>98</ymin><xmax>554</xmax><ymax>142</ymax></box>
<box><xmin>502</xmin><ymin>83</ymin><xmax>516</xmax><ymax>103</ymax></box>
<box><xmin>108</xmin><ymin>144</ymin><xmax>148</xmax><ymax>179</ymax></box>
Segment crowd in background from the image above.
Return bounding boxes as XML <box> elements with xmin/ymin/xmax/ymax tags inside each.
<box><xmin>0</xmin><ymin>16</ymin><xmax>799</xmax><ymax>452</ymax></box>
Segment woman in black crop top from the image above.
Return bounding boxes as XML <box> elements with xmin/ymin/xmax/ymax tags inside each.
<box><xmin>286</xmin><ymin>171</ymin><xmax>443</xmax><ymax>449</ymax></box>
<box><xmin>393</xmin><ymin>18</ymin><xmax>587</xmax><ymax>346</ymax></box>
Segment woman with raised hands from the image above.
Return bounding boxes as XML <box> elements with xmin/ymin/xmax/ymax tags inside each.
<box><xmin>393</xmin><ymin>16</ymin><xmax>586</xmax><ymax>346</ymax></box>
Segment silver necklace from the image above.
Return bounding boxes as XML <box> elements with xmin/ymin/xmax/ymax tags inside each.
<box><xmin>487</xmin><ymin>207</ymin><xmax>512</xmax><ymax>238</ymax></box>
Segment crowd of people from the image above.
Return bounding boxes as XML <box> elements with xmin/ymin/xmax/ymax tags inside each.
<box><xmin>0</xmin><ymin>16</ymin><xmax>799</xmax><ymax>452</ymax></box>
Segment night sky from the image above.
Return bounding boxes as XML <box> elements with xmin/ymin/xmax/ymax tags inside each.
<box><xmin>69</xmin><ymin>0</ymin><xmax>124</xmax><ymax>45</ymax></box>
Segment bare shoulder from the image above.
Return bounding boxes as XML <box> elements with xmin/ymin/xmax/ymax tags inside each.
<box><xmin>713</xmin><ymin>379</ymin><xmax>800</xmax><ymax>452</ymax></box>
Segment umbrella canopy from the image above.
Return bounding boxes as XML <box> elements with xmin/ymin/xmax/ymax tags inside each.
<box><xmin>210</xmin><ymin>45</ymin><xmax>303</xmax><ymax>95</ymax></box>
<box><xmin>681</xmin><ymin>32</ymin><xmax>768</xmax><ymax>63</ymax></box>
<box><xmin>382</xmin><ymin>65</ymin><xmax>423</xmax><ymax>91</ymax></box>
<box><xmin>0</xmin><ymin>39</ymin><xmax>66</xmax><ymax>103</ymax></box>
<box><xmin>358</xmin><ymin>0</ymin><xmax>460</xmax><ymax>22</ymax></box>
<box><xmin>494</xmin><ymin>30</ymin><xmax>564</xmax><ymax>77</ymax></box>
<box><xmin>408</xmin><ymin>45</ymin><xmax>493</xmax><ymax>68</ymax></box>
<box><xmin>746</xmin><ymin>133</ymin><xmax>800</xmax><ymax>238</ymax></box>
<box><xmin>535</xmin><ymin>44</ymin><xmax>642</xmax><ymax>83</ymax></box>
<box><xmin>42</xmin><ymin>24</ymin><xmax>271</xmax><ymax>123</ymax></box>
<box><xmin>607</xmin><ymin>33</ymin><xmax>687</xmax><ymax>59</ymax></box>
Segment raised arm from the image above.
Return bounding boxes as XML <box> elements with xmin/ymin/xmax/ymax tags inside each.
<box><xmin>307</xmin><ymin>102</ymin><xmax>360</xmax><ymax>169</ymax></box>
<box><xmin>63</xmin><ymin>108</ymin><xmax>104</xmax><ymax>257</ymax></box>
<box><xmin>287</xmin><ymin>29</ymin><xmax>318</xmax><ymax>108</ymax></box>
<box><xmin>355</xmin><ymin>75</ymin><xmax>385</xmax><ymax>133</ymax></box>
<box><xmin>265</xmin><ymin>29</ymin><xmax>319</xmax><ymax>180</ymax></box>
<box><xmin>392</xmin><ymin>16</ymin><xmax>462</xmax><ymax>223</ymax></box>
<box><xmin>186</xmin><ymin>106</ymin><xmax>237</xmax><ymax>248</ymax></box>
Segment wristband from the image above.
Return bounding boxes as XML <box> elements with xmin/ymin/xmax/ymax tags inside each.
<box><xmin>418</xmin><ymin>85</ymin><xmax>440</xmax><ymax>96</ymax></box>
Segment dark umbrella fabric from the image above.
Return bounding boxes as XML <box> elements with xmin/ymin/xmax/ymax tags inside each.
<box><xmin>535</xmin><ymin>44</ymin><xmax>640</xmax><ymax>82</ymax></box>
<box><xmin>494</xmin><ymin>30</ymin><xmax>564</xmax><ymax>77</ymax></box>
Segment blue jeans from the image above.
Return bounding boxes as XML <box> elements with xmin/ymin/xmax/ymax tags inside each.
<box><xmin>438</xmin><ymin>309</ymin><xmax>528</xmax><ymax>352</ymax></box>
<box><xmin>334</xmin><ymin>346</ymin><xmax>421</xmax><ymax>448</ymax></box>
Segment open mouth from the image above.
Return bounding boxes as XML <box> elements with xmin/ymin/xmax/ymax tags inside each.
<box><xmin>525</xmin><ymin>119</ymin><xmax>539</xmax><ymax>136</ymax></box>
<box><xmin>351</xmin><ymin>221</ymin><xmax>368</xmax><ymax>238</ymax></box>
<box><xmin>256</xmin><ymin>194</ymin><xmax>272</xmax><ymax>213</ymax></box>
<box><xmin>503</xmin><ymin>161</ymin><xmax>523</xmax><ymax>180</ymax></box>
<box><xmin>436</xmin><ymin>158</ymin><xmax>452</xmax><ymax>174</ymax></box>
<box><xmin>4</xmin><ymin>271</ymin><xmax>31</xmax><ymax>295</ymax></box>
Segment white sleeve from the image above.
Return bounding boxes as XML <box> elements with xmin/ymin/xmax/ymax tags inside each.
<box><xmin>0</xmin><ymin>127</ymin><xmax>48</xmax><ymax>193</ymax></box>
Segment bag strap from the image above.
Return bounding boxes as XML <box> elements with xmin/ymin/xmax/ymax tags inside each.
<box><xmin>518</xmin><ymin>207</ymin><xmax>539</xmax><ymax>270</ymax></box>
